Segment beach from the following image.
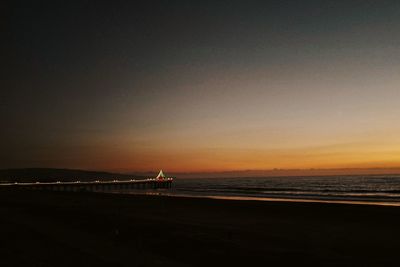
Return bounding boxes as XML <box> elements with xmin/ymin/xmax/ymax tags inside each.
<box><xmin>1</xmin><ymin>189</ymin><xmax>399</xmax><ymax>266</ymax></box>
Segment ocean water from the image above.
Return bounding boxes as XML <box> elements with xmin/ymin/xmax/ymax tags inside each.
<box><xmin>167</xmin><ymin>175</ymin><xmax>400</xmax><ymax>205</ymax></box>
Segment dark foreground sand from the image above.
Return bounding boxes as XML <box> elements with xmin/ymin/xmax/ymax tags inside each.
<box><xmin>1</xmin><ymin>189</ymin><xmax>399</xmax><ymax>267</ymax></box>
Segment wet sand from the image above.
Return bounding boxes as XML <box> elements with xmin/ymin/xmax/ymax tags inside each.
<box><xmin>1</xmin><ymin>188</ymin><xmax>399</xmax><ymax>266</ymax></box>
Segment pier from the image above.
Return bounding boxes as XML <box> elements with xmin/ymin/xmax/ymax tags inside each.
<box><xmin>0</xmin><ymin>178</ymin><xmax>173</xmax><ymax>192</ymax></box>
<box><xmin>0</xmin><ymin>170</ymin><xmax>173</xmax><ymax>192</ymax></box>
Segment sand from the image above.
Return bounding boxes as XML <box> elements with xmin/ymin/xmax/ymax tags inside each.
<box><xmin>1</xmin><ymin>188</ymin><xmax>399</xmax><ymax>266</ymax></box>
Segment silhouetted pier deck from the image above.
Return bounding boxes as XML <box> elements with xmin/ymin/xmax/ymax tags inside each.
<box><xmin>0</xmin><ymin>178</ymin><xmax>173</xmax><ymax>192</ymax></box>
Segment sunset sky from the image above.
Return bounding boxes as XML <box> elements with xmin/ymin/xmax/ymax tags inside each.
<box><xmin>4</xmin><ymin>1</ymin><xmax>400</xmax><ymax>173</ymax></box>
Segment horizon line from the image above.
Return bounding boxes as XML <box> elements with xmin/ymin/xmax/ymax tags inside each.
<box><xmin>0</xmin><ymin>166</ymin><xmax>400</xmax><ymax>177</ymax></box>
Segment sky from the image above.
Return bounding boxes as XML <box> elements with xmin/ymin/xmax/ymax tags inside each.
<box><xmin>3</xmin><ymin>0</ymin><xmax>400</xmax><ymax>173</ymax></box>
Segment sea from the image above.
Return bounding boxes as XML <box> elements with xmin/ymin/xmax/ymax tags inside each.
<box><xmin>158</xmin><ymin>175</ymin><xmax>400</xmax><ymax>205</ymax></box>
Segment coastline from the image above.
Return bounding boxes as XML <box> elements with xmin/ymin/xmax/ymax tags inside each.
<box><xmin>1</xmin><ymin>188</ymin><xmax>400</xmax><ymax>266</ymax></box>
<box><xmin>107</xmin><ymin>190</ymin><xmax>400</xmax><ymax>207</ymax></box>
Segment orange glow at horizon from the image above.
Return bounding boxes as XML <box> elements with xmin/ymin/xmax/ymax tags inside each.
<box><xmin>47</xmin><ymin>134</ymin><xmax>400</xmax><ymax>173</ymax></box>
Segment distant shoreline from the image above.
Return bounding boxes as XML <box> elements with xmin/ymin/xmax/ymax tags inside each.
<box><xmin>3</xmin><ymin>167</ymin><xmax>400</xmax><ymax>181</ymax></box>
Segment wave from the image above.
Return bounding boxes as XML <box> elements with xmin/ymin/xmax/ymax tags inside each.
<box><xmin>171</xmin><ymin>176</ymin><xmax>400</xmax><ymax>203</ymax></box>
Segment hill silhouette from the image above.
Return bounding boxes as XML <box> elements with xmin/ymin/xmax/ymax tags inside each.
<box><xmin>0</xmin><ymin>168</ymin><xmax>143</xmax><ymax>183</ymax></box>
